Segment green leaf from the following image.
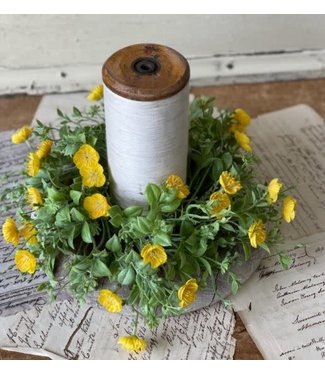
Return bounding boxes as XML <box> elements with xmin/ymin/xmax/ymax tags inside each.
<box><xmin>81</xmin><ymin>221</ymin><xmax>93</xmax><ymax>244</ymax></box>
<box><xmin>127</xmin><ymin>286</ymin><xmax>140</xmax><ymax>305</ymax></box>
<box><xmin>160</xmin><ymin>199</ymin><xmax>182</xmax><ymax>213</ymax></box>
<box><xmin>92</xmin><ymin>259</ymin><xmax>111</xmax><ymax>278</ymax></box>
<box><xmin>73</xmin><ymin>107</ymin><xmax>82</xmax><ymax>116</ymax></box>
<box><xmin>153</xmin><ymin>232</ymin><xmax>172</xmax><ymax>246</ymax></box>
<box><xmin>123</xmin><ymin>206</ymin><xmax>143</xmax><ymax>218</ymax></box>
<box><xmin>180</xmin><ymin>220</ymin><xmax>194</xmax><ymax>238</ymax></box>
<box><xmin>48</xmin><ymin>187</ymin><xmax>66</xmax><ymax>202</ymax></box>
<box><xmin>231</xmin><ymin>279</ymin><xmax>239</xmax><ymax>295</ymax></box>
<box><xmin>109</xmin><ymin>205</ymin><xmax>123</xmax><ymax>218</ymax></box>
<box><xmin>66</xmin><ymin>225</ymin><xmax>75</xmax><ymax>249</ymax></box>
<box><xmin>212</xmin><ymin>159</ymin><xmax>224</xmax><ymax>180</ymax></box>
<box><xmin>279</xmin><ymin>254</ymin><xmax>293</xmax><ymax>270</ymax></box>
<box><xmin>242</xmin><ymin>242</ymin><xmax>251</xmax><ymax>261</ymax></box>
<box><xmin>222</xmin><ymin>152</ymin><xmax>233</xmax><ymax>170</ymax></box>
<box><xmin>106</xmin><ymin>235</ymin><xmax>122</xmax><ymax>253</ymax></box>
<box><xmin>70</xmin><ymin>190</ymin><xmax>82</xmax><ymax>205</ymax></box>
<box><xmin>136</xmin><ymin>217</ymin><xmax>153</xmax><ymax>234</ymax></box>
<box><xmin>55</xmin><ymin>206</ymin><xmax>71</xmax><ymax>226</ymax></box>
<box><xmin>36</xmin><ymin>207</ymin><xmax>54</xmax><ymax>222</ymax></box>
<box><xmin>117</xmin><ymin>267</ymin><xmax>135</xmax><ymax>285</ymax></box>
<box><xmin>200</xmin><ymin>258</ymin><xmax>213</xmax><ymax>276</ymax></box>
<box><xmin>37</xmin><ymin>282</ymin><xmax>49</xmax><ymax>292</ymax></box>
<box><xmin>70</xmin><ymin>208</ymin><xmax>85</xmax><ymax>222</ymax></box>
<box><xmin>145</xmin><ymin>183</ymin><xmax>161</xmax><ymax>206</ymax></box>
<box><xmin>110</xmin><ymin>214</ymin><xmax>123</xmax><ymax>228</ymax></box>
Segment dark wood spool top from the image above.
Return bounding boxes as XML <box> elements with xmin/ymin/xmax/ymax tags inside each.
<box><xmin>102</xmin><ymin>43</ymin><xmax>190</xmax><ymax>101</ymax></box>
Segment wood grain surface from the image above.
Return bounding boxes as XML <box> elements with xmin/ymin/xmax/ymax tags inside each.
<box><xmin>102</xmin><ymin>43</ymin><xmax>190</xmax><ymax>101</ymax></box>
<box><xmin>1</xmin><ymin>78</ymin><xmax>325</xmax><ymax>360</ymax></box>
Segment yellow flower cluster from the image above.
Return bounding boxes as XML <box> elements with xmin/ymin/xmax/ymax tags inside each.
<box><xmin>87</xmin><ymin>85</ymin><xmax>104</xmax><ymax>101</ymax></box>
<box><xmin>140</xmin><ymin>243</ymin><xmax>167</xmax><ymax>268</ymax></box>
<box><xmin>2</xmin><ymin>217</ymin><xmax>20</xmax><ymax>246</ymax></box>
<box><xmin>209</xmin><ymin>191</ymin><xmax>230</xmax><ymax>216</ymax></box>
<box><xmin>36</xmin><ymin>139</ymin><xmax>53</xmax><ymax>159</ymax></box>
<box><xmin>246</xmin><ymin>179</ymin><xmax>297</xmax><ymax>248</ymax></box>
<box><xmin>11</xmin><ymin>126</ymin><xmax>32</xmax><ymax>144</ymax></box>
<box><xmin>165</xmin><ymin>175</ymin><xmax>190</xmax><ymax>199</ymax></box>
<box><xmin>25</xmin><ymin>139</ymin><xmax>53</xmax><ymax>177</ymax></box>
<box><xmin>2</xmin><ymin>218</ymin><xmax>38</xmax><ymax>247</ymax></box>
<box><xmin>98</xmin><ymin>289</ymin><xmax>123</xmax><ymax>313</ymax></box>
<box><xmin>73</xmin><ymin>144</ymin><xmax>106</xmax><ymax>188</ymax></box>
<box><xmin>219</xmin><ymin>171</ymin><xmax>242</xmax><ymax>195</ymax></box>
<box><xmin>178</xmin><ymin>278</ymin><xmax>198</xmax><ymax>308</ymax></box>
<box><xmin>26</xmin><ymin>152</ymin><xmax>41</xmax><ymax>177</ymax></box>
<box><xmin>26</xmin><ymin>187</ymin><xmax>43</xmax><ymax>209</ymax></box>
<box><xmin>211</xmin><ymin>173</ymin><xmax>297</xmax><ymax>249</ymax></box>
<box><xmin>230</xmin><ymin>108</ymin><xmax>253</xmax><ymax>153</ymax></box>
<box><xmin>15</xmin><ymin>250</ymin><xmax>37</xmax><ymax>274</ymax></box>
<box><xmin>118</xmin><ymin>335</ymin><xmax>147</xmax><ymax>353</ymax></box>
<box><xmin>83</xmin><ymin>193</ymin><xmax>111</xmax><ymax>219</ymax></box>
<box><xmin>248</xmin><ymin>220</ymin><xmax>266</xmax><ymax>248</ymax></box>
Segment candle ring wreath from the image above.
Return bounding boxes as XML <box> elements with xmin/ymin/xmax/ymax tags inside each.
<box><xmin>1</xmin><ymin>87</ymin><xmax>297</xmax><ymax>353</ymax></box>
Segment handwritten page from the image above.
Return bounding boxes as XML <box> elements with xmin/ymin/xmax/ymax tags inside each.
<box><xmin>0</xmin><ymin>131</ymin><xmax>50</xmax><ymax>316</ymax></box>
<box><xmin>231</xmin><ymin>104</ymin><xmax>325</xmax><ymax>360</ymax></box>
<box><xmin>0</xmin><ymin>93</ymin><xmax>95</xmax><ymax>317</ymax></box>
<box><xmin>0</xmin><ymin>298</ymin><xmax>235</xmax><ymax>360</ymax></box>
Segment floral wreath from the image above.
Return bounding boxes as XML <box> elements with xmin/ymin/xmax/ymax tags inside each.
<box><xmin>1</xmin><ymin>85</ymin><xmax>297</xmax><ymax>353</ymax></box>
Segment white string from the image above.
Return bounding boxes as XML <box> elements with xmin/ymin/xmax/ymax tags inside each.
<box><xmin>104</xmin><ymin>84</ymin><xmax>189</xmax><ymax>207</ymax></box>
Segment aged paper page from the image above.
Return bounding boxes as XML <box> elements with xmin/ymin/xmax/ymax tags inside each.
<box><xmin>231</xmin><ymin>104</ymin><xmax>325</xmax><ymax>359</ymax></box>
<box><xmin>0</xmin><ymin>298</ymin><xmax>235</xmax><ymax>360</ymax></box>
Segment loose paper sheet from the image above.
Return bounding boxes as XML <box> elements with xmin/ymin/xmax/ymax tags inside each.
<box><xmin>0</xmin><ymin>93</ymin><xmax>236</xmax><ymax>359</ymax></box>
<box><xmin>231</xmin><ymin>104</ymin><xmax>325</xmax><ymax>360</ymax></box>
<box><xmin>0</xmin><ymin>297</ymin><xmax>235</xmax><ymax>360</ymax></box>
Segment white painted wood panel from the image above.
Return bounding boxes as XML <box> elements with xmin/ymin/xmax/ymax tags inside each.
<box><xmin>1</xmin><ymin>15</ymin><xmax>325</xmax><ymax>94</ymax></box>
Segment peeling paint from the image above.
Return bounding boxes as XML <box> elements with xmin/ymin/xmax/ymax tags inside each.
<box><xmin>1</xmin><ymin>49</ymin><xmax>325</xmax><ymax>95</ymax></box>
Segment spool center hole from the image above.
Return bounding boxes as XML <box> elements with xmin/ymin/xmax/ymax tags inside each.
<box><xmin>133</xmin><ymin>57</ymin><xmax>159</xmax><ymax>75</ymax></box>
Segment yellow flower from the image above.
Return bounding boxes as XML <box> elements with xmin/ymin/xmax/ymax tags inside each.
<box><xmin>209</xmin><ymin>192</ymin><xmax>231</xmax><ymax>215</ymax></box>
<box><xmin>178</xmin><ymin>278</ymin><xmax>198</xmax><ymax>308</ymax></box>
<box><xmin>80</xmin><ymin>163</ymin><xmax>106</xmax><ymax>188</ymax></box>
<box><xmin>165</xmin><ymin>175</ymin><xmax>190</xmax><ymax>199</ymax></box>
<box><xmin>73</xmin><ymin>144</ymin><xmax>100</xmax><ymax>170</ymax></box>
<box><xmin>230</xmin><ymin>108</ymin><xmax>251</xmax><ymax>132</ymax></box>
<box><xmin>140</xmin><ymin>244</ymin><xmax>167</xmax><ymax>268</ymax></box>
<box><xmin>83</xmin><ymin>193</ymin><xmax>111</xmax><ymax>219</ymax></box>
<box><xmin>98</xmin><ymin>289</ymin><xmax>123</xmax><ymax>313</ymax></box>
<box><xmin>2</xmin><ymin>217</ymin><xmax>20</xmax><ymax>246</ymax></box>
<box><xmin>282</xmin><ymin>196</ymin><xmax>297</xmax><ymax>223</ymax></box>
<box><xmin>11</xmin><ymin>126</ymin><xmax>32</xmax><ymax>144</ymax></box>
<box><xmin>20</xmin><ymin>222</ymin><xmax>38</xmax><ymax>244</ymax></box>
<box><xmin>118</xmin><ymin>336</ymin><xmax>147</xmax><ymax>353</ymax></box>
<box><xmin>248</xmin><ymin>220</ymin><xmax>266</xmax><ymax>248</ymax></box>
<box><xmin>219</xmin><ymin>171</ymin><xmax>242</xmax><ymax>195</ymax></box>
<box><xmin>87</xmin><ymin>84</ymin><xmax>104</xmax><ymax>101</ymax></box>
<box><xmin>267</xmin><ymin>178</ymin><xmax>283</xmax><ymax>204</ymax></box>
<box><xmin>26</xmin><ymin>187</ymin><xmax>43</xmax><ymax>209</ymax></box>
<box><xmin>15</xmin><ymin>250</ymin><xmax>36</xmax><ymax>274</ymax></box>
<box><xmin>26</xmin><ymin>152</ymin><xmax>41</xmax><ymax>177</ymax></box>
<box><xmin>234</xmin><ymin>130</ymin><xmax>252</xmax><ymax>153</ymax></box>
<box><xmin>36</xmin><ymin>139</ymin><xmax>53</xmax><ymax>159</ymax></box>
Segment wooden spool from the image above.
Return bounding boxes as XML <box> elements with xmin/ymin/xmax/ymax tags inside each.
<box><xmin>102</xmin><ymin>43</ymin><xmax>190</xmax><ymax>101</ymax></box>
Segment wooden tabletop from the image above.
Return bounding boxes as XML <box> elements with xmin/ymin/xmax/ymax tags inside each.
<box><xmin>1</xmin><ymin>78</ymin><xmax>325</xmax><ymax>360</ymax></box>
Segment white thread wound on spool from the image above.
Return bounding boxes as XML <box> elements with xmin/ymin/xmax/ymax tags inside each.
<box><xmin>104</xmin><ymin>83</ymin><xmax>189</xmax><ymax>208</ymax></box>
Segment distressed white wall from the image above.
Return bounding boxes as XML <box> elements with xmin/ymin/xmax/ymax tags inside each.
<box><xmin>1</xmin><ymin>14</ymin><xmax>325</xmax><ymax>94</ymax></box>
